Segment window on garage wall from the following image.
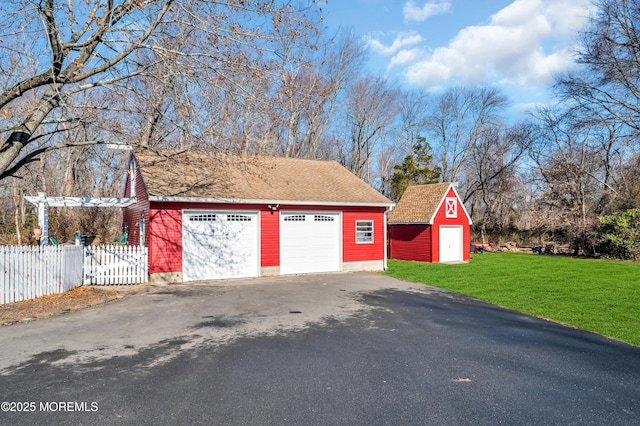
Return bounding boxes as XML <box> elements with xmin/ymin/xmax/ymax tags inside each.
<box><xmin>356</xmin><ymin>220</ymin><xmax>374</xmax><ymax>243</ymax></box>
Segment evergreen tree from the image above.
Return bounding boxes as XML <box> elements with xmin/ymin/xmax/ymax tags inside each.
<box><xmin>390</xmin><ymin>137</ymin><xmax>441</xmax><ymax>202</ymax></box>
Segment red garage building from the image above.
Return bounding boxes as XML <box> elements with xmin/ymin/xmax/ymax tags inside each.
<box><xmin>388</xmin><ymin>183</ymin><xmax>472</xmax><ymax>263</ymax></box>
<box><xmin>123</xmin><ymin>149</ymin><xmax>394</xmax><ymax>282</ymax></box>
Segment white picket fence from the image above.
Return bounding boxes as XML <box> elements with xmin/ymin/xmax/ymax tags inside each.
<box><xmin>0</xmin><ymin>245</ymin><xmax>84</xmax><ymax>304</ymax></box>
<box><xmin>0</xmin><ymin>245</ymin><xmax>149</xmax><ymax>305</ymax></box>
<box><xmin>83</xmin><ymin>245</ymin><xmax>148</xmax><ymax>285</ymax></box>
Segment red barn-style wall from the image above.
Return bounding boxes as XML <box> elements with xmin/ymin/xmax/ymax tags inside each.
<box><xmin>388</xmin><ymin>183</ymin><xmax>471</xmax><ymax>264</ymax></box>
<box><xmin>342</xmin><ymin>210</ymin><xmax>386</xmax><ymax>263</ymax></box>
<box><xmin>388</xmin><ymin>224</ymin><xmax>432</xmax><ymax>262</ymax></box>
<box><xmin>148</xmin><ymin>206</ymin><xmax>181</xmax><ymax>274</ymax></box>
<box><xmin>122</xmin><ymin>156</ymin><xmax>149</xmax><ymax>247</ymax></box>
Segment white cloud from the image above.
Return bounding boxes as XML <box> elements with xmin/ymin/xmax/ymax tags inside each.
<box><xmin>366</xmin><ymin>32</ymin><xmax>423</xmax><ymax>56</ymax></box>
<box><xmin>389</xmin><ymin>48</ymin><xmax>427</xmax><ymax>68</ymax></box>
<box><xmin>403</xmin><ymin>1</ymin><xmax>451</xmax><ymax>23</ymax></box>
<box><xmin>403</xmin><ymin>0</ymin><xmax>593</xmax><ymax>88</ymax></box>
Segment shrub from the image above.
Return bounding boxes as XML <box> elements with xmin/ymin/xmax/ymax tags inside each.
<box><xmin>596</xmin><ymin>208</ymin><xmax>640</xmax><ymax>261</ymax></box>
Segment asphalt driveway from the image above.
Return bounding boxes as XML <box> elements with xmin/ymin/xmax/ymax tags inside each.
<box><xmin>0</xmin><ymin>272</ymin><xmax>638</xmax><ymax>425</ymax></box>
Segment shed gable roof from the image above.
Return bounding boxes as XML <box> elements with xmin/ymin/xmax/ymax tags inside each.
<box><xmin>388</xmin><ymin>183</ymin><xmax>461</xmax><ymax>223</ymax></box>
<box><xmin>133</xmin><ymin>149</ymin><xmax>392</xmax><ymax>206</ymax></box>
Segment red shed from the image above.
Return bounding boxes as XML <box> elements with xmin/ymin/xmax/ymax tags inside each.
<box><xmin>388</xmin><ymin>183</ymin><xmax>472</xmax><ymax>263</ymax></box>
<box><xmin>122</xmin><ymin>149</ymin><xmax>394</xmax><ymax>282</ymax></box>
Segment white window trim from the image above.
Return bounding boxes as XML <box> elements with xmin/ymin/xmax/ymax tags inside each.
<box><xmin>129</xmin><ymin>159</ymin><xmax>136</xmax><ymax>198</ymax></box>
<box><xmin>445</xmin><ymin>197</ymin><xmax>458</xmax><ymax>218</ymax></box>
<box><xmin>356</xmin><ymin>220</ymin><xmax>374</xmax><ymax>244</ymax></box>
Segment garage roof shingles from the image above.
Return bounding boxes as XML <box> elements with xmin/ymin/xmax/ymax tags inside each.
<box><xmin>388</xmin><ymin>183</ymin><xmax>452</xmax><ymax>223</ymax></box>
<box><xmin>134</xmin><ymin>149</ymin><xmax>392</xmax><ymax>205</ymax></box>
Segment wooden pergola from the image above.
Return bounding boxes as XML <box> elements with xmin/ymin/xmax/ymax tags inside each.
<box><xmin>25</xmin><ymin>192</ymin><xmax>136</xmax><ymax>246</ymax></box>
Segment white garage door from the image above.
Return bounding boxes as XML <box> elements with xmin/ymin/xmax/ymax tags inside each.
<box><xmin>439</xmin><ymin>225</ymin><xmax>463</xmax><ymax>262</ymax></box>
<box><xmin>280</xmin><ymin>212</ymin><xmax>341</xmax><ymax>275</ymax></box>
<box><xmin>182</xmin><ymin>211</ymin><xmax>259</xmax><ymax>281</ymax></box>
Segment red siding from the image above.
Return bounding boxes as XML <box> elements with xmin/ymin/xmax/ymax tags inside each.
<box><xmin>389</xmin><ymin>224</ymin><xmax>432</xmax><ymax>262</ymax></box>
<box><xmin>149</xmin><ymin>206</ymin><xmax>182</xmax><ymax>274</ymax></box>
<box><xmin>122</xmin><ymin>156</ymin><xmax>150</xmax><ymax>247</ymax></box>
<box><xmin>431</xmin><ymin>187</ymin><xmax>471</xmax><ymax>262</ymax></box>
<box><xmin>342</xmin><ymin>211</ymin><xmax>386</xmax><ymax>262</ymax></box>
<box><xmin>147</xmin><ymin>202</ymin><xmax>388</xmax><ymax>274</ymax></box>
<box><xmin>260</xmin><ymin>210</ymin><xmax>279</xmax><ymax>267</ymax></box>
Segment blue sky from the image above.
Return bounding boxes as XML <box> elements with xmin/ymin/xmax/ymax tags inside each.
<box><xmin>320</xmin><ymin>0</ymin><xmax>594</xmax><ymax>120</ymax></box>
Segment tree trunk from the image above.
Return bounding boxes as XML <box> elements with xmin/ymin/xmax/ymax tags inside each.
<box><xmin>0</xmin><ymin>84</ymin><xmax>62</xmax><ymax>178</ymax></box>
<box><xmin>12</xmin><ymin>183</ymin><xmax>22</xmax><ymax>245</ymax></box>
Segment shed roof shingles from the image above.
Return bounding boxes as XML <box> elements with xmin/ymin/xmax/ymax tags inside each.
<box><xmin>134</xmin><ymin>149</ymin><xmax>392</xmax><ymax>205</ymax></box>
<box><xmin>388</xmin><ymin>183</ymin><xmax>452</xmax><ymax>223</ymax></box>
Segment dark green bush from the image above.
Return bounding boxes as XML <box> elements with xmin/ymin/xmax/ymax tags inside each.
<box><xmin>596</xmin><ymin>209</ymin><xmax>640</xmax><ymax>261</ymax></box>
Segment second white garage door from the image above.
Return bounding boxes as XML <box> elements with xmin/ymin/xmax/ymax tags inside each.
<box><xmin>182</xmin><ymin>211</ymin><xmax>259</xmax><ymax>281</ymax></box>
<box><xmin>280</xmin><ymin>212</ymin><xmax>341</xmax><ymax>275</ymax></box>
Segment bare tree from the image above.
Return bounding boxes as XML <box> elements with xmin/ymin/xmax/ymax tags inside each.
<box><xmin>0</xmin><ymin>0</ymin><xmax>322</xmax><ymax>180</ymax></box>
<box><xmin>556</xmin><ymin>0</ymin><xmax>640</xmax><ymax>133</ymax></box>
<box><xmin>463</xmin><ymin>123</ymin><xmax>534</xmax><ymax>242</ymax></box>
<box><xmin>549</xmin><ymin>0</ymin><xmax>640</xmax><ymax>224</ymax></box>
<box><xmin>270</xmin><ymin>32</ymin><xmax>366</xmax><ymax>159</ymax></box>
<box><xmin>425</xmin><ymin>86</ymin><xmax>508</xmax><ymax>184</ymax></box>
<box><xmin>613</xmin><ymin>153</ymin><xmax>640</xmax><ymax>210</ymax></box>
<box><xmin>398</xmin><ymin>90</ymin><xmax>430</xmax><ymax>156</ymax></box>
<box><xmin>526</xmin><ymin>106</ymin><xmax>615</xmax><ymax>253</ymax></box>
<box><xmin>334</xmin><ymin>75</ymin><xmax>400</xmax><ymax>183</ymax></box>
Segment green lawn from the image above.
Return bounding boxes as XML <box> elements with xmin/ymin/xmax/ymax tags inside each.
<box><xmin>384</xmin><ymin>253</ymin><xmax>640</xmax><ymax>346</ymax></box>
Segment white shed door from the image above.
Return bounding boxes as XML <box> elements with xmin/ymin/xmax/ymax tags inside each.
<box><xmin>439</xmin><ymin>225</ymin><xmax>463</xmax><ymax>262</ymax></box>
<box><xmin>280</xmin><ymin>212</ymin><xmax>341</xmax><ymax>275</ymax></box>
<box><xmin>182</xmin><ymin>211</ymin><xmax>259</xmax><ymax>281</ymax></box>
